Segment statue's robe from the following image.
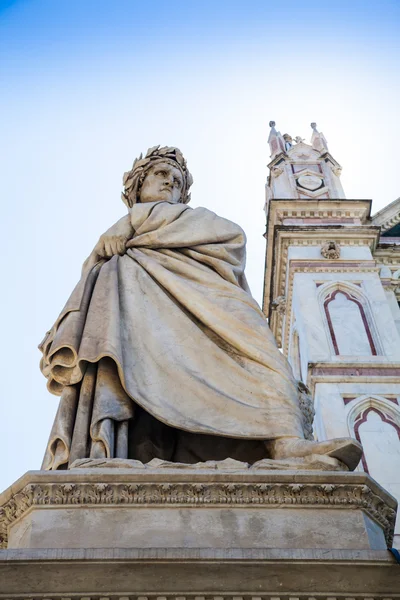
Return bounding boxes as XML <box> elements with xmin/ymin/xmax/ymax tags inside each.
<box><xmin>40</xmin><ymin>201</ymin><xmax>304</xmax><ymax>469</ymax></box>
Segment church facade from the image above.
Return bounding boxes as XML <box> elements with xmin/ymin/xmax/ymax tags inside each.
<box><xmin>263</xmin><ymin>122</ymin><xmax>400</xmax><ymax>546</ymax></box>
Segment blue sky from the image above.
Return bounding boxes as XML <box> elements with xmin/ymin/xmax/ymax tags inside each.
<box><xmin>1</xmin><ymin>0</ymin><xmax>399</xmax><ymax>490</ymax></box>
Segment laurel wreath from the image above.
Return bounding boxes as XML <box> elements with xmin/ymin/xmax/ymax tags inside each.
<box><xmin>122</xmin><ymin>146</ymin><xmax>193</xmax><ymax>208</ymax></box>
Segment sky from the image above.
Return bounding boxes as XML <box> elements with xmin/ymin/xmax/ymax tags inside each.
<box><xmin>1</xmin><ymin>0</ymin><xmax>399</xmax><ymax>491</ymax></box>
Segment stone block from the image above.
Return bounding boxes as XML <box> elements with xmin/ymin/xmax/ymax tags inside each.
<box><xmin>0</xmin><ymin>467</ymin><xmax>397</xmax><ymax>551</ymax></box>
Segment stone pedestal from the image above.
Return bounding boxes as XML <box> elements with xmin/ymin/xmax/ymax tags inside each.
<box><xmin>0</xmin><ymin>466</ymin><xmax>399</xmax><ymax>598</ymax></box>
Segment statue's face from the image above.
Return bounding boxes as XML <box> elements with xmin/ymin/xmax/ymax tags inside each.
<box><xmin>139</xmin><ymin>162</ymin><xmax>183</xmax><ymax>204</ymax></box>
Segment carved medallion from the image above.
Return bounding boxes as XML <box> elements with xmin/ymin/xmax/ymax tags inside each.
<box><xmin>297</xmin><ymin>174</ymin><xmax>323</xmax><ymax>191</ymax></box>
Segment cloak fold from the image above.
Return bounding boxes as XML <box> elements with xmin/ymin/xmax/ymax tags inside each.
<box><xmin>40</xmin><ymin>201</ymin><xmax>303</xmax><ymax>469</ymax></box>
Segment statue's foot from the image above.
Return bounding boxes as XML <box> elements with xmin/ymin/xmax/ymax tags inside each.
<box><xmin>267</xmin><ymin>437</ymin><xmax>363</xmax><ymax>471</ymax></box>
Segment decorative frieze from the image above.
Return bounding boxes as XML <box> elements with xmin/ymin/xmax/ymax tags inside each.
<box><xmin>275</xmin><ymin>207</ymin><xmax>368</xmax><ymax>222</ymax></box>
<box><xmin>0</xmin><ymin>474</ymin><xmax>396</xmax><ymax>549</ymax></box>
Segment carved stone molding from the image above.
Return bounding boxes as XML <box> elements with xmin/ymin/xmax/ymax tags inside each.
<box><xmin>271</xmin><ymin>165</ymin><xmax>284</xmax><ymax>178</ymax></box>
<box><xmin>271</xmin><ymin>295</ymin><xmax>286</xmax><ymax>315</ymax></box>
<box><xmin>275</xmin><ymin>207</ymin><xmax>368</xmax><ymax>223</ymax></box>
<box><xmin>331</xmin><ymin>165</ymin><xmax>343</xmax><ymax>177</ymax></box>
<box><xmin>0</xmin><ymin>472</ymin><xmax>396</xmax><ymax>548</ymax></box>
<box><xmin>321</xmin><ymin>240</ymin><xmax>341</xmax><ymax>259</ymax></box>
<box><xmin>381</xmin><ymin>212</ymin><xmax>400</xmax><ymax>232</ymax></box>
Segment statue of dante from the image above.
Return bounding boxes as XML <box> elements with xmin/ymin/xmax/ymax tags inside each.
<box><xmin>39</xmin><ymin>146</ymin><xmax>362</xmax><ymax>470</ymax></box>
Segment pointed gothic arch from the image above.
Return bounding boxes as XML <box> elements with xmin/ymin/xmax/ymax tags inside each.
<box><xmin>317</xmin><ymin>281</ymin><xmax>382</xmax><ymax>356</ymax></box>
<box><xmin>346</xmin><ymin>395</ymin><xmax>400</xmax><ymax>474</ymax></box>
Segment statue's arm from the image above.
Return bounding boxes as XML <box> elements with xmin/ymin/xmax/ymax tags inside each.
<box><xmin>82</xmin><ymin>214</ymin><xmax>134</xmax><ymax>273</ymax></box>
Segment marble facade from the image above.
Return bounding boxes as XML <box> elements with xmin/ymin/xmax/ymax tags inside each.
<box><xmin>264</xmin><ymin>122</ymin><xmax>400</xmax><ymax>546</ymax></box>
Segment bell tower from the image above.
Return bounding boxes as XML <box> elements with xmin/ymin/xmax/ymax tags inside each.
<box><xmin>263</xmin><ymin>121</ymin><xmax>400</xmax><ymax>546</ymax></box>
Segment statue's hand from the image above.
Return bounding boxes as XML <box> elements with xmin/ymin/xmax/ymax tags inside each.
<box><xmin>94</xmin><ymin>214</ymin><xmax>133</xmax><ymax>258</ymax></box>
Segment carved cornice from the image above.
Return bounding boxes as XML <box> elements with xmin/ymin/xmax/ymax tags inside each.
<box><xmin>274</xmin><ymin>206</ymin><xmax>368</xmax><ymax>223</ymax></box>
<box><xmin>380</xmin><ymin>212</ymin><xmax>400</xmax><ymax>232</ymax></box>
<box><xmin>374</xmin><ymin>247</ymin><xmax>400</xmax><ymax>267</ymax></box>
<box><xmin>267</xmin><ymin>198</ymin><xmax>372</xmax><ymax>224</ymax></box>
<box><xmin>307</xmin><ymin>362</ymin><xmax>400</xmax><ymax>401</ymax></box>
<box><xmin>372</xmin><ymin>196</ymin><xmax>400</xmax><ymax>233</ymax></box>
<box><xmin>0</xmin><ymin>478</ymin><xmax>396</xmax><ymax>548</ymax></box>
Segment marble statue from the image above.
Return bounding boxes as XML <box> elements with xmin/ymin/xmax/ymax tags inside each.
<box><xmin>283</xmin><ymin>133</ymin><xmax>293</xmax><ymax>151</ymax></box>
<box><xmin>39</xmin><ymin>146</ymin><xmax>362</xmax><ymax>471</ymax></box>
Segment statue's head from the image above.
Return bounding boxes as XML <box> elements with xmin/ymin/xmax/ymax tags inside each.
<box><xmin>122</xmin><ymin>146</ymin><xmax>193</xmax><ymax>208</ymax></box>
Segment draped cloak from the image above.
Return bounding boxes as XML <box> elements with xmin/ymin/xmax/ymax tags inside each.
<box><xmin>40</xmin><ymin>201</ymin><xmax>304</xmax><ymax>469</ymax></box>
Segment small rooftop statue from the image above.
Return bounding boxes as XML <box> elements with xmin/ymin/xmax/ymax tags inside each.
<box><xmin>311</xmin><ymin>122</ymin><xmax>329</xmax><ymax>152</ymax></box>
<box><xmin>39</xmin><ymin>145</ymin><xmax>362</xmax><ymax>471</ymax></box>
<box><xmin>283</xmin><ymin>133</ymin><xmax>293</xmax><ymax>151</ymax></box>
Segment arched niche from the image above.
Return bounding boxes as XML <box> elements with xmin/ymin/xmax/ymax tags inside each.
<box><xmin>347</xmin><ymin>396</ymin><xmax>400</xmax><ymax>534</ymax></box>
<box><xmin>318</xmin><ymin>282</ymin><xmax>381</xmax><ymax>356</ymax></box>
<box><xmin>354</xmin><ymin>406</ymin><xmax>400</xmax><ymax>471</ymax></box>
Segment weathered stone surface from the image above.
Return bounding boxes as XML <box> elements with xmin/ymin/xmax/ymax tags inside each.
<box><xmin>0</xmin><ymin>468</ymin><xmax>396</xmax><ymax>550</ymax></box>
<box><xmin>70</xmin><ymin>455</ymin><xmax>348</xmax><ymax>471</ymax></box>
<box><xmin>321</xmin><ymin>240</ymin><xmax>341</xmax><ymax>259</ymax></box>
<box><xmin>0</xmin><ymin>547</ymin><xmax>399</xmax><ymax>598</ymax></box>
<box><xmin>9</xmin><ymin>504</ymin><xmax>386</xmax><ymax>551</ymax></box>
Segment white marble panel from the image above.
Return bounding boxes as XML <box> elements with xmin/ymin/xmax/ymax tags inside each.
<box><xmin>313</xmin><ymin>383</ymin><xmax>348</xmax><ymax>441</ymax></box>
<box><xmin>385</xmin><ymin>289</ymin><xmax>400</xmax><ymax>338</ymax></box>
<box><xmin>271</xmin><ymin>168</ymin><xmax>294</xmax><ymax>199</ymax></box>
<box><xmin>337</xmin><ymin>383</ymin><xmax>400</xmax><ymax>397</ymax></box>
<box><xmin>292</xmin><ymin>274</ymin><xmax>331</xmax><ymax>363</ymax></box>
<box><xmin>362</xmin><ymin>278</ymin><xmax>400</xmax><ymax>359</ymax></box>
<box><xmin>290</xmin><ymin>271</ymin><xmax>399</xmax><ymax>363</ymax></box>
<box><xmin>328</xmin><ymin>292</ymin><xmax>372</xmax><ymax>356</ymax></box>
<box><xmin>320</xmin><ymin>160</ymin><xmax>346</xmax><ymax>198</ymax></box>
